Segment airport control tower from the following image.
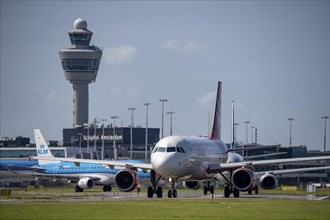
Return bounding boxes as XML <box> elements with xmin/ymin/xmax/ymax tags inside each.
<box><xmin>59</xmin><ymin>18</ymin><xmax>103</xmax><ymax>127</ymax></box>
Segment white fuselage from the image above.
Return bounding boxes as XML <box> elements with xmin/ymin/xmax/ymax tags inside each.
<box><xmin>151</xmin><ymin>136</ymin><xmax>228</xmax><ymax>180</ymax></box>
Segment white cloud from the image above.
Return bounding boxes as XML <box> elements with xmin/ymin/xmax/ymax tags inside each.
<box><xmin>110</xmin><ymin>88</ymin><xmax>122</xmax><ymax>96</ymax></box>
<box><xmin>47</xmin><ymin>90</ymin><xmax>65</xmax><ymax>104</ymax></box>
<box><xmin>103</xmin><ymin>46</ymin><xmax>138</xmax><ymax>64</ymax></box>
<box><xmin>161</xmin><ymin>38</ymin><xmax>206</xmax><ymax>52</ymax></box>
<box><xmin>127</xmin><ymin>86</ymin><xmax>141</xmax><ymax>98</ymax></box>
<box><xmin>110</xmin><ymin>86</ymin><xmax>140</xmax><ymax>98</ymax></box>
<box><xmin>197</xmin><ymin>90</ymin><xmax>216</xmax><ymax>106</ymax></box>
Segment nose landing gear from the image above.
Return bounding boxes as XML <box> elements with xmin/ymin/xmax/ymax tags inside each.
<box><xmin>167</xmin><ymin>178</ymin><xmax>177</xmax><ymax>198</ymax></box>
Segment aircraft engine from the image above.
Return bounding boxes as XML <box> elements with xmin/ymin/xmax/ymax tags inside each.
<box><xmin>259</xmin><ymin>173</ymin><xmax>278</xmax><ymax>190</ymax></box>
<box><xmin>114</xmin><ymin>168</ymin><xmax>138</xmax><ymax>192</ymax></box>
<box><xmin>183</xmin><ymin>181</ymin><xmax>201</xmax><ymax>190</ymax></box>
<box><xmin>231</xmin><ymin>168</ymin><xmax>255</xmax><ymax>191</ymax></box>
<box><xmin>78</xmin><ymin>178</ymin><xmax>94</xmax><ymax>189</ymax></box>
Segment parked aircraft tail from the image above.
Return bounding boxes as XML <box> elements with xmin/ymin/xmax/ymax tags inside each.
<box><xmin>34</xmin><ymin>129</ymin><xmax>57</xmax><ymax>165</ymax></box>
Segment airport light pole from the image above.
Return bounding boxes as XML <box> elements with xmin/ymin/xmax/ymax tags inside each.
<box><xmin>167</xmin><ymin>111</ymin><xmax>175</xmax><ymax>136</ymax></box>
<box><xmin>254</xmin><ymin>128</ymin><xmax>258</xmax><ymax>143</ymax></box>
<box><xmin>251</xmin><ymin>126</ymin><xmax>254</xmax><ymax>143</ymax></box>
<box><xmin>111</xmin><ymin>116</ymin><xmax>118</xmax><ymax>160</ymax></box>
<box><xmin>321</xmin><ymin>116</ymin><xmax>329</xmax><ymax>152</ymax></box>
<box><xmin>234</xmin><ymin>123</ymin><xmax>239</xmax><ymax>147</ymax></box>
<box><xmin>92</xmin><ymin>118</ymin><xmax>99</xmax><ymax>160</ymax></box>
<box><xmin>128</xmin><ymin>107</ymin><xmax>136</xmax><ymax>159</ymax></box>
<box><xmin>244</xmin><ymin>121</ymin><xmax>250</xmax><ymax>144</ymax></box>
<box><xmin>159</xmin><ymin>99</ymin><xmax>168</xmax><ymax>138</ymax></box>
<box><xmin>83</xmin><ymin>123</ymin><xmax>91</xmax><ymax>154</ymax></box>
<box><xmin>288</xmin><ymin>118</ymin><xmax>294</xmax><ymax>146</ymax></box>
<box><xmin>144</xmin><ymin>103</ymin><xmax>151</xmax><ymax>161</ymax></box>
<box><xmin>100</xmin><ymin>118</ymin><xmax>107</xmax><ymax>160</ymax></box>
<box><xmin>78</xmin><ymin>131</ymin><xmax>83</xmax><ymax>159</ymax></box>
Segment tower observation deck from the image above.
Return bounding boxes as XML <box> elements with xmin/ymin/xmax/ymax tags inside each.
<box><xmin>59</xmin><ymin>18</ymin><xmax>103</xmax><ymax>127</ymax></box>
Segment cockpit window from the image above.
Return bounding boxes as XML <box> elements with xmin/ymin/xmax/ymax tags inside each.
<box><xmin>179</xmin><ymin>147</ymin><xmax>185</xmax><ymax>153</ymax></box>
<box><xmin>157</xmin><ymin>147</ymin><xmax>166</xmax><ymax>152</ymax></box>
<box><xmin>153</xmin><ymin>146</ymin><xmax>185</xmax><ymax>153</ymax></box>
<box><xmin>167</xmin><ymin>147</ymin><xmax>176</xmax><ymax>152</ymax></box>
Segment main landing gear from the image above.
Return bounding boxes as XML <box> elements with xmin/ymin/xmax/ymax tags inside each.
<box><xmin>224</xmin><ymin>184</ymin><xmax>240</xmax><ymax>198</ymax></box>
<box><xmin>203</xmin><ymin>181</ymin><xmax>215</xmax><ymax>195</ymax></box>
<box><xmin>103</xmin><ymin>185</ymin><xmax>112</xmax><ymax>192</ymax></box>
<box><xmin>248</xmin><ymin>186</ymin><xmax>259</xmax><ymax>195</ymax></box>
<box><xmin>147</xmin><ymin>170</ymin><xmax>163</xmax><ymax>198</ymax></box>
<box><xmin>75</xmin><ymin>186</ymin><xmax>84</xmax><ymax>192</ymax></box>
<box><xmin>219</xmin><ymin>170</ymin><xmax>240</xmax><ymax>198</ymax></box>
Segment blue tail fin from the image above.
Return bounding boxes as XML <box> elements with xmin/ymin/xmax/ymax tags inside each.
<box><xmin>34</xmin><ymin>129</ymin><xmax>57</xmax><ymax>165</ymax></box>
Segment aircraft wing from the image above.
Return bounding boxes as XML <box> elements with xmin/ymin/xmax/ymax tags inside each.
<box><xmin>0</xmin><ymin>162</ymin><xmax>104</xmax><ymax>182</ymax></box>
<box><xmin>31</xmin><ymin>156</ymin><xmax>154</xmax><ymax>171</ymax></box>
<box><xmin>207</xmin><ymin>156</ymin><xmax>330</xmax><ymax>174</ymax></box>
<box><xmin>243</xmin><ymin>152</ymin><xmax>287</xmax><ymax>160</ymax></box>
<box><xmin>254</xmin><ymin>166</ymin><xmax>330</xmax><ymax>177</ymax></box>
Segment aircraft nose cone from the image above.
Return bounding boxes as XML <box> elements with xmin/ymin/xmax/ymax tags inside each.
<box><xmin>151</xmin><ymin>153</ymin><xmax>175</xmax><ymax>177</ymax></box>
<box><xmin>151</xmin><ymin>153</ymin><xmax>180</xmax><ymax>177</ymax></box>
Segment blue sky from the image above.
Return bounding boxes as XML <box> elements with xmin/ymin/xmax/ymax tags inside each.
<box><xmin>1</xmin><ymin>1</ymin><xmax>329</xmax><ymax>150</ymax></box>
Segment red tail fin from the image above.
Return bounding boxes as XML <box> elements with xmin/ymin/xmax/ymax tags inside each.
<box><xmin>209</xmin><ymin>81</ymin><xmax>222</xmax><ymax>140</ymax></box>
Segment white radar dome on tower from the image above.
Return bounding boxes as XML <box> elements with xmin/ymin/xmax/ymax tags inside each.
<box><xmin>73</xmin><ymin>18</ymin><xmax>87</xmax><ymax>29</ymax></box>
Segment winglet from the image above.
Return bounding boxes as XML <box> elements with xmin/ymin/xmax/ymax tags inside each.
<box><xmin>34</xmin><ymin>129</ymin><xmax>57</xmax><ymax>165</ymax></box>
<box><xmin>209</xmin><ymin>81</ymin><xmax>222</xmax><ymax>140</ymax></box>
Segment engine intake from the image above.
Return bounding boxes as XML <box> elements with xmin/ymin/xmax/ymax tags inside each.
<box><xmin>78</xmin><ymin>178</ymin><xmax>94</xmax><ymax>189</ymax></box>
<box><xmin>114</xmin><ymin>169</ymin><xmax>138</xmax><ymax>192</ymax></box>
<box><xmin>259</xmin><ymin>173</ymin><xmax>278</xmax><ymax>190</ymax></box>
<box><xmin>183</xmin><ymin>181</ymin><xmax>200</xmax><ymax>190</ymax></box>
<box><xmin>232</xmin><ymin>168</ymin><xmax>255</xmax><ymax>191</ymax></box>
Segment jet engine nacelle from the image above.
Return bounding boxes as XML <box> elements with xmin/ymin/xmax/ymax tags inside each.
<box><xmin>78</xmin><ymin>178</ymin><xmax>94</xmax><ymax>189</ymax></box>
<box><xmin>183</xmin><ymin>181</ymin><xmax>201</xmax><ymax>190</ymax></box>
<box><xmin>231</xmin><ymin>168</ymin><xmax>256</xmax><ymax>191</ymax></box>
<box><xmin>114</xmin><ymin>169</ymin><xmax>138</xmax><ymax>192</ymax></box>
<box><xmin>259</xmin><ymin>173</ymin><xmax>278</xmax><ymax>190</ymax></box>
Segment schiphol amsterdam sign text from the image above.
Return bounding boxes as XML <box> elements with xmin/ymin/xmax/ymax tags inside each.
<box><xmin>83</xmin><ymin>135</ymin><xmax>123</xmax><ymax>141</ymax></box>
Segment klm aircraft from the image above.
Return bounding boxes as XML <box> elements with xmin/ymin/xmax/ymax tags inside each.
<box><xmin>1</xmin><ymin>129</ymin><xmax>150</xmax><ymax>192</ymax></box>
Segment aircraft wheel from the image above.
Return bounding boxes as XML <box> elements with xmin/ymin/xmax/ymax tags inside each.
<box><xmin>233</xmin><ymin>188</ymin><xmax>240</xmax><ymax>198</ymax></box>
<box><xmin>156</xmin><ymin>186</ymin><xmax>163</xmax><ymax>198</ymax></box>
<box><xmin>168</xmin><ymin>190</ymin><xmax>172</xmax><ymax>198</ymax></box>
<box><xmin>203</xmin><ymin>185</ymin><xmax>208</xmax><ymax>195</ymax></box>
<box><xmin>75</xmin><ymin>186</ymin><xmax>82</xmax><ymax>193</ymax></box>
<box><xmin>255</xmin><ymin>186</ymin><xmax>259</xmax><ymax>195</ymax></box>
<box><xmin>173</xmin><ymin>190</ymin><xmax>177</xmax><ymax>198</ymax></box>
<box><xmin>210</xmin><ymin>185</ymin><xmax>214</xmax><ymax>195</ymax></box>
<box><xmin>224</xmin><ymin>185</ymin><xmax>230</xmax><ymax>198</ymax></box>
<box><xmin>147</xmin><ymin>186</ymin><xmax>153</xmax><ymax>198</ymax></box>
<box><xmin>103</xmin><ymin>185</ymin><xmax>112</xmax><ymax>192</ymax></box>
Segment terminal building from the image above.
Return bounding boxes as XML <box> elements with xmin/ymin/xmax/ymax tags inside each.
<box><xmin>63</xmin><ymin>126</ymin><xmax>160</xmax><ymax>160</ymax></box>
<box><xmin>0</xmin><ymin>136</ymin><xmax>66</xmax><ymax>158</ymax></box>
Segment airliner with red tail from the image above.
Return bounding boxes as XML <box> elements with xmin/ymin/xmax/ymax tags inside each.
<box><xmin>33</xmin><ymin>81</ymin><xmax>330</xmax><ymax>198</ymax></box>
